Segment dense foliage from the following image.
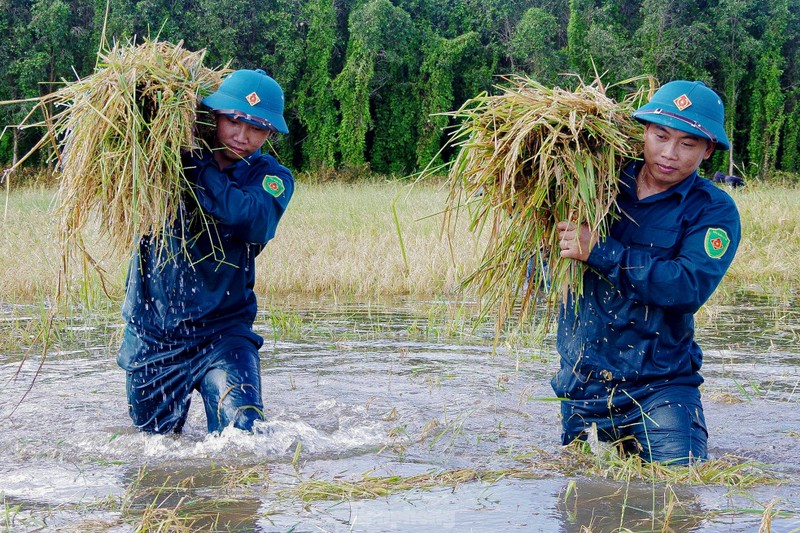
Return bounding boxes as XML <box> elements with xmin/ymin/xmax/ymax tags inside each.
<box><xmin>1</xmin><ymin>0</ymin><xmax>799</xmax><ymax>182</ymax></box>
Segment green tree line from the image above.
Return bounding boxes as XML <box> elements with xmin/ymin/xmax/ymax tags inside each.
<box><xmin>2</xmin><ymin>0</ymin><xmax>799</xmax><ymax>181</ymax></box>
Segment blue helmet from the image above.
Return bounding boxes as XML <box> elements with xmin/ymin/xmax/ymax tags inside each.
<box><xmin>202</xmin><ymin>69</ymin><xmax>289</xmax><ymax>134</ymax></box>
<box><xmin>632</xmin><ymin>80</ymin><xmax>729</xmax><ymax>151</ymax></box>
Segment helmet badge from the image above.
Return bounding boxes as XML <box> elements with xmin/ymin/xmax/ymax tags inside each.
<box><xmin>246</xmin><ymin>91</ymin><xmax>261</xmax><ymax>106</ymax></box>
<box><xmin>673</xmin><ymin>94</ymin><xmax>692</xmax><ymax>111</ymax></box>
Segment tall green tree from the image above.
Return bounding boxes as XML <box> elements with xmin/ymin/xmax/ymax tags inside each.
<box><xmin>780</xmin><ymin>88</ymin><xmax>800</xmax><ymax>175</ymax></box>
<box><xmin>415</xmin><ymin>30</ymin><xmax>480</xmax><ymax>169</ymax></box>
<box><xmin>1</xmin><ymin>0</ymin><xmax>93</xmax><ymax>166</ymax></box>
<box><xmin>365</xmin><ymin>2</ymin><xmax>417</xmax><ymax>174</ymax></box>
<box><xmin>29</xmin><ymin>0</ymin><xmax>76</xmax><ymax>90</ymax></box>
<box><xmin>778</xmin><ymin>2</ymin><xmax>800</xmax><ymax>176</ymax></box>
<box><xmin>583</xmin><ymin>18</ymin><xmax>639</xmax><ymax>84</ymax></box>
<box><xmin>192</xmin><ymin>0</ymin><xmax>266</xmax><ymax>67</ymax></box>
<box><xmin>332</xmin><ymin>3</ymin><xmax>377</xmax><ymax>167</ymax></box>
<box><xmin>0</xmin><ymin>0</ymin><xmax>37</xmax><ymax>166</ymax></box>
<box><xmin>99</xmin><ymin>0</ymin><xmax>193</xmax><ymax>45</ymax></box>
<box><xmin>333</xmin><ymin>0</ymin><xmax>415</xmax><ymax>170</ymax></box>
<box><xmin>635</xmin><ymin>0</ymin><xmax>710</xmax><ymax>82</ymax></box>
<box><xmin>253</xmin><ymin>0</ymin><xmax>307</xmax><ymax>166</ymax></box>
<box><xmin>747</xmin><ymin>0</ymin><xmax>788</xmax><ymax>180</ymax></box>
<box><xmin>711</xmin><ymin>0</ymin><xmax>758</xmax><ymax>175</ymax></box>
<box><xmin>509</xmin><ymin>7</ymin><xmax>563</xmax><ymax>82</ymax></box>
<box><xmin>566</xmin><ymin>0</ymin><xmax>592</xmax><ymax>77</ymax></box>
<box><xmin>95</xmin><ymin>0</ymin><xmax>137</xmax><ymax>44</ymax></box>
<box><xmin>296</xmin><ymin>0</ymin><xmax>340</xmax><ymax>170</ymax></box>
<box><xmin>132</xmin><ymin>0</ymin><xmax>194</xmax><ymax>41</ymax></box>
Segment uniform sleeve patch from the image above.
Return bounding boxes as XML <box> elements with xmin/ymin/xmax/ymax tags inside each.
<box><xmin>263</xmin><ymin>175</ymin><xmax>285</xmax><ymax>197</ymax></box>
<box><xmin>704</xmin><ymin>227</ymin><xmax>731</xmax><ymax>259</ymax></box>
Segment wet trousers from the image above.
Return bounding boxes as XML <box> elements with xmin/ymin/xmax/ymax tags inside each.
<box><xmin>117</xmin><ymin>327</ymin><xmax>264</xmax><ymax>434</ymax></box>
<box><xmin>560</xmin><ymin>385</ymin><xmax>708</xmax><ymax>465</ymax></box>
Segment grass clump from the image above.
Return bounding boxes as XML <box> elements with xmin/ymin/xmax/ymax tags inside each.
<box><xmin>558</xmin><ymin>440</ymin><xmax>778</xmax><ymax>488</ymax></box>
<box><xmin>432</xmin><ymin>75</ymin><xmax>647</xmax><ymax>332</ymax></box>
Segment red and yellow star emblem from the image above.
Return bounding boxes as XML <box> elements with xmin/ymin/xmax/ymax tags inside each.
<box><xmin>246</xmin><ymin>91</ymin><xmax>261</xmax><ymax>106</ymax></box>
<box><xmin>673</xmin><ymin>94</ymin><xmax>692</xmax><ymax>111</ymax></box>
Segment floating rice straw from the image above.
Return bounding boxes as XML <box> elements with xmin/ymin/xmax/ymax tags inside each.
<box><xmin>439</xmin><ymin>75</ymin><xmax>648</xmax><ymax>333</ymax></box>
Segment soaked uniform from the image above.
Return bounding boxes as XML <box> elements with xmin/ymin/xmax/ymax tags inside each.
<box><xmin>551</xmin><ymin>160</ymin><xmax>740</xmax><ymax>463</ymax></box>
<box><xmin>117</xmin><ymin>149</ymin><xmax>294</xmax><ymax>433</ymax></box>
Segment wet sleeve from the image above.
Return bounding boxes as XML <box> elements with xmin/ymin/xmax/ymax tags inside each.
<box><xmin>192</xmin><ymin>160</ymin><xmax>294</xmax><ymax>244</ymax></box>
<box><xmin>586</xmin><ymin>196</ymin><xmax>741</xmax><ymax>313</ymax></box>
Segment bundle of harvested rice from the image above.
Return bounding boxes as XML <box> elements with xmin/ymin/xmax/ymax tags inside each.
<box><xmin>439</xmin><ymin>75</ymin><xmax>647</xmax><ymax>331</ymax></box>
<box><xmin>8</xmin><ymin>38</ymin><xmax>227</xmax><ymax>301</ymax></box>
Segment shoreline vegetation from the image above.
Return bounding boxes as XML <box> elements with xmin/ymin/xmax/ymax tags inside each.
<box><xmin>1</xmin><ymin>177</ymin><xmax>798</xmax><ymax>311</ymax></box>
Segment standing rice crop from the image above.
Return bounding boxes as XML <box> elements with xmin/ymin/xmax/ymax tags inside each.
<box><xmin>3</xmin><ymin>38</ymin><xmax>227</xmax><ymax>305</ymax></box>
<box><xmin>436</xmin><ymin>75</ymin><xmax>648</xmax><ymax>332</ymax></box>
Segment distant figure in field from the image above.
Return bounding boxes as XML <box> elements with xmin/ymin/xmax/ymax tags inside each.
<box><xmin>712</xmin><ymin>170</ymin><xmax>745</xmax><ymax>188</ymax></box>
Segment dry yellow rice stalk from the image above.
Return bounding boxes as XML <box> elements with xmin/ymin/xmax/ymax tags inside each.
<box><xmin>440</xmin><ymin>75</ymin><xmax>647</xmax><ymax>332</ymax></box>
<box><xmin>6</xmin><ymin>38</ymin><xmax>227</xmax><ymax>303</ymax></box>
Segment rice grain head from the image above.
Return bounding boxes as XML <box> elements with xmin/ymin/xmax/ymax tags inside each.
<box><xmin>436</xmin><ymin>75</ymin><xmax>647</xmax><ymax>334</ymax></box>
<box><xmin>13</xmin><ymin>38</ymin><xmax>229</xmax><ymax>305</ymax></box>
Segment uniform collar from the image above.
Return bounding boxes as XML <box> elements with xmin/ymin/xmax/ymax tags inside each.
<box><xmin>620</xmin><ymin>159</ymin><xmax>698</xmax><ymax>203</ymax></box>
<box><xmin>229</xmin><ymin>149</ymin><xmax>262</xmax><ymax>168</ymax></box>
<box><xmin>217</xmin><ymin>149</ymin><xmax>263</xmax><ymax>176</ymax></box>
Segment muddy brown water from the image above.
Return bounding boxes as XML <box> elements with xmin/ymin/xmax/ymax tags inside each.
<box><xmin>1</xmin><ymin>292</ymin><xmax>798</xmax><ymax>532</ymax></box>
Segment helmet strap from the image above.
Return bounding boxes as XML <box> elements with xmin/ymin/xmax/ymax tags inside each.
<box><xmin>636</xmin><ymin>108</ymin><xmax>717</xmax><ymax>144</ymax></box>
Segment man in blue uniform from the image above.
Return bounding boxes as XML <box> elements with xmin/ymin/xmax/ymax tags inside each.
<box><xmin>117</xmin><ymin>69</ymin><xmax>294</xmax><ymax>434</ymax></box>
<box><xmin>552</xmin><ymin>80</ymin><xmax>741</xmax><ymax>464</ymax></box>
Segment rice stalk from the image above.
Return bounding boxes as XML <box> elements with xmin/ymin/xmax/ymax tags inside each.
<box><xmin>289</xmin><ymin>467</ymin><xmax>539</xmax><ymax>502</ymax></box>
<box><xmin>563</xmin><ymin>440</ymin><xmax>779</xmax><ymax>487</ymax></box>
<box><xmin>2</xmin><ymin>38</ymin><xmax>227</xmax><ymax>306</ymax></box>
<box><xmin>437</xmin><ymin>75</ymin><xmax>647</xmax><ymax>333</ymax></box>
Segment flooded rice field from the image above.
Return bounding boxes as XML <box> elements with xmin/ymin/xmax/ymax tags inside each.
<box><xmin>1</xmin><ymin>292</ymin><xmax>799</xmax><ymax>532</ymax></box>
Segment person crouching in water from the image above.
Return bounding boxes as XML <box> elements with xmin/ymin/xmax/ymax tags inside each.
<box><xmin>117</xmin><ymin>69</ymin><xmax>294</xmax><ymax>434</ymax></box>
<box><xmin>552</xmin><ymin>80</ymin><xmax>741</xmax><ymax>464</ymax></box>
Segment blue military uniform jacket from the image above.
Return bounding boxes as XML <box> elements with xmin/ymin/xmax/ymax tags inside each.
<box><xmin>118</xmin><ymin>149</ymin><xmax>294</xmax><ymax>369</ymax></box>
<box><xmin>551</xmin><ymin>160</ymin><xmax>741</xmax><ymax>405</ymax></box>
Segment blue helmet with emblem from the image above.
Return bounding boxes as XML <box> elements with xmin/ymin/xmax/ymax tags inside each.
<box><xmin>632</xmin><ymin>80</ymin><xmax>729</xmax><ymax>151</ymax></box>
<box><xmin>201</xmin><ymin>69</ymin><xmax>289</xmax><ymax>134</ymax></box>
